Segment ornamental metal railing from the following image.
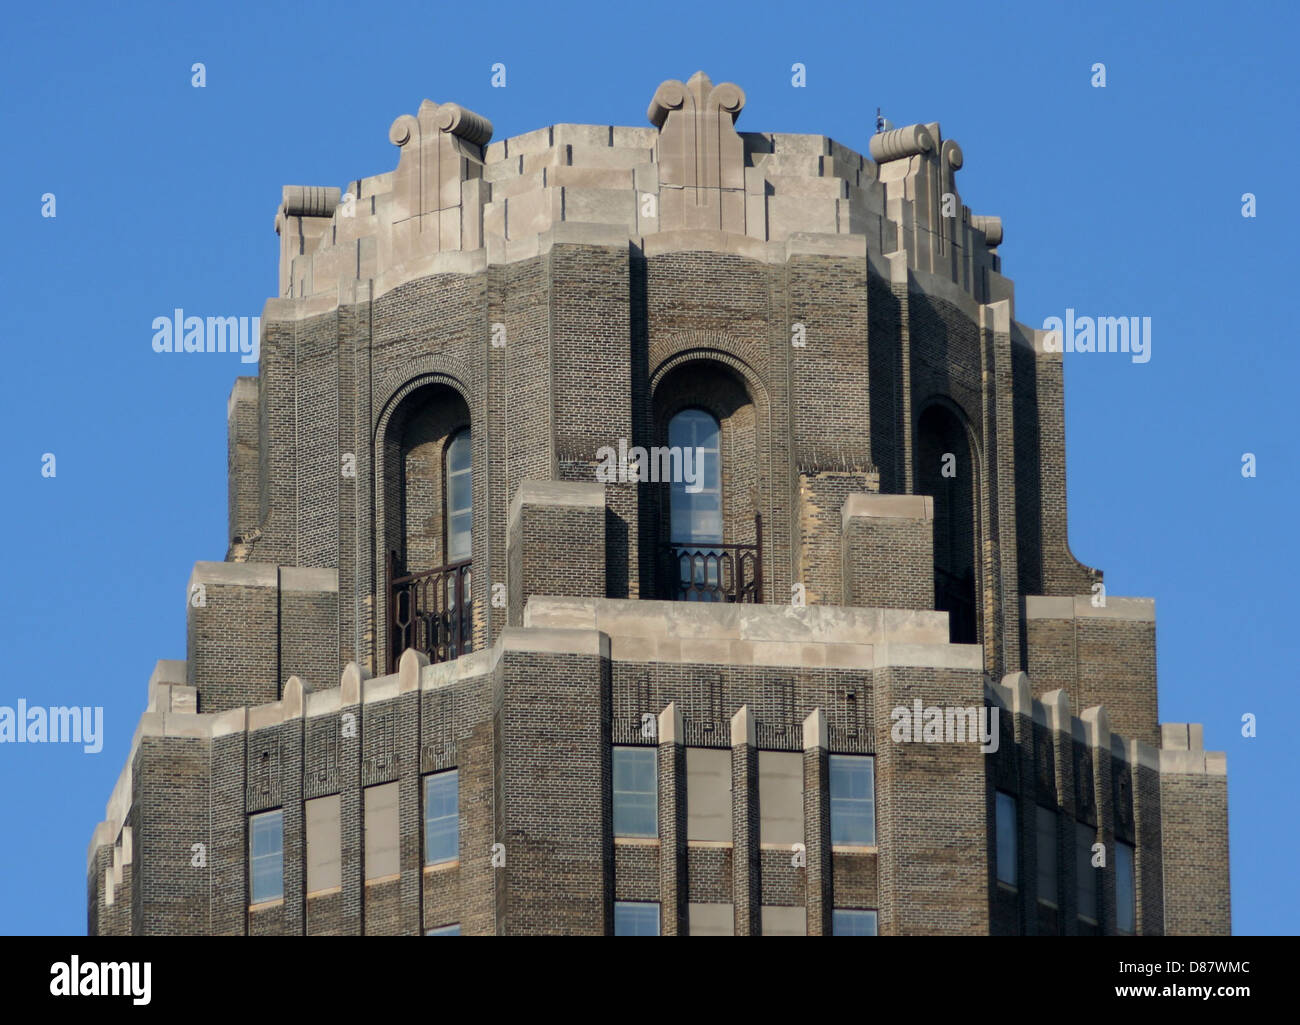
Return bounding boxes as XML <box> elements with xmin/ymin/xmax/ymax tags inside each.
<box><xmin>660</xmin><ymin>514</ymin><xmax>763</xmax><ymax>603</ymax></box>
<box><xmin>387</xmin><ymin>552</ymin><xmax>472</xmax><ymax>672</ymax></box>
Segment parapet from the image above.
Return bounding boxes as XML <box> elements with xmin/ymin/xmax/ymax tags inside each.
<box><xmin>272</xmin><ymin>70</ymin><xmax>1011</xmax><ymax>310</ymax></box>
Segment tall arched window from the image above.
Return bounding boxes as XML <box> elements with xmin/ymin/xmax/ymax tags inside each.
<box><xmin>668</xmin><ymin>409</ymin><xmax>721</xmax><ymax>545</ymax></box>
<box><xmin>382</xmin><ymin>383</ymin><xmax>472</xmax><ymax>672</ymax></box>
<box><xmin>915</xmin><ymin>403</ymin><xmax>978</xmax><ymax>644</ymax></box>
<box><xmin>445</xmin><ymin>427</ymin><xmax>472</xmax><ymax>562</ymax></box>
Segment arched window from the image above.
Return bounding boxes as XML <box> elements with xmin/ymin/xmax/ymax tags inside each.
<box><xmin>445</xmin><ymin>427</ymin><xmax>472</xmax><ymax>562</ymax></box>
<box><xmin>915</xmin><ymin>403</ymin><xmax>978</xmax><ymax>644</ymax></box>
<box><xmin>382</xmin><ymin>383</ymin><xmax>472</xmax><ymax>672</ymax></box>
<box><xmin>668</xmin><ymin>409</ymin><xmax>721</xmax><ymax>545</ymax></box>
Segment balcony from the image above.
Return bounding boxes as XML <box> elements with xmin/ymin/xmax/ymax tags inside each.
<box><xmin>387</xmin><ymin>552</ymin><xmax>472</xmax><ymax>672</ymax></box>
<box><xmin>660</xmin><ymin>514</ymin><xmax>763</xmax><ymax>603</ymax></box>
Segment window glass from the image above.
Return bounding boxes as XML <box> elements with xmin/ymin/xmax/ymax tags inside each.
<box><xmin>614</xmin><ymin>901</ymin><xmax>660</xmax><ymax>936</ymax></box>
<box><xmin>829</xmin><ymin>755</ymin><xmax>875</xmax><ymax>846</ymax></box>
<box><xmin>1116</xmin><ymin>842</ymin><xmax>1136</xmax><ymax>934</ymax></box>
<box><xmin>832</xmin><ymin>909</ymin><xmax>878</xmax><ymax>936</ymax></box>
<box><xmin>613</xmin><ymin>747</ymin><xmax>658</xmax><ymax>838</ymax></box>
<box><xmin>249</xmin><ymin>809</ymin><xmax>284</xmax><ymax>904</ymax></box>
<box><xmin>668</xmin><ymin>409</ymin><xmax>722</xmax><ymax>544</ymax></box>
<box><xmin>424</xmin><ymin>770</ymin><xmax>459</xmax><ymax>865</ymax></box>
<box><xmin>1036</xmin><ymin>806</ymin><xmax>1058</xmax><ymax>906</ymax></box>
<box><xmin>1076</xmin><ymin>822</ymin><xmax>1099</xmax><ymax>922</ymax></box>
<box><xmin>996</xmin><ymin>792</ymin><xmax>1018</xmax><ymax>887</ymax></box>
<box><xmin>445</xmin><ymin>428</ymin><xmax>472</xmax><ymax>562</ymax></box>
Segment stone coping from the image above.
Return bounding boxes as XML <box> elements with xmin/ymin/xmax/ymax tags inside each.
<box><xmin>1025</xmin><ymin>594</ymin><xmax>1155</xmax><ymax>622</ymax></box>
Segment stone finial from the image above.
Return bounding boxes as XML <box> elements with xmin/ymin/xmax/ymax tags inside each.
<box><xmin>281</xmin><ymin>185</ymin><xmax>342</xmax><ymax>218</ymax></box>
<box><xmin>648</xmin><ymin>71</ymin><xmax>746</xmax><ymax>233</ymax></box>
<box><xmin>868</xmin><ymin>124</ymin><xmax>935</xmax><ymax>162</ymax></box>
<box><xmin>389</xmin><ymin>101</ymin><xmax>493</xmax><ymax>148</ymax></box>
<box><xmin>386</xmin><ymin>99</ymin><xmax>493</xmax><ymax>262</ymax></box>
<box><xmin>971</xmin><ymin>215</ymin><xmax>1003</xmax><ymax>246</ymax></box>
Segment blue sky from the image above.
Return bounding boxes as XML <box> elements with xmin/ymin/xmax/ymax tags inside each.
<box><xmin>1</xmin><ymin>0</ymin><xmax>1294</xmax><ymax>934</ymax></box>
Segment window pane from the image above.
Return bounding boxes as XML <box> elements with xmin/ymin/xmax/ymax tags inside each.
<box><xmin>446</xmin><ymin>429</ymin><xmax>471</xmax><ymax>473</ymax></box>
<box><xmin>688</xmin><ymin>902</ymin><xmax>734</xmax><ymax>936</ymax></box>
<box><xmin>614</xmin><ymin>901</ymin><xmax>660</xmax><ymax>936</ymax></box>
<box><xmin>1117</xmin><ymin>842</ymin><xmax>1136</xmax><ymax>934</ymax></box>
<box><xmin>426</xmin><ymin>923</ymin><xmax>460</xmax><ymax>936</ymax></box>
<box><xmin>668</xmin><ymin>409</ymin><xmax>722</xmax><ymax>545</ymax></box>
<box><xmin>686</xmin><ymin>747</ymin><xmax>732</xmax><ymax>842</ymax></box>
<box><xmin>424</xmin><ymin>770</ymin><xmax>459</xmax><ymax>865</ymax></box>
<box><xmin>305</xmin><ymin>795</ymin><xmax>341</xmax><ymax>893</ymax></box>
<box><xmin>829</xmin><ymin>755</ymin><xmax>875</xmax><ymax>846</ymax></box>
<box><xmin>444</xmin><ymin>428</ymin><xmax>471</xmax><ymax>562</ymax></box>
<box><xmin>832</xmin><ymin>909</ymin><xmax>878</xmax><ymax>936</ymax></box>
<box><xmin>1036</xmin><ymin>806</ymin><xmax>1058</xmax><ymax>905</ymax></box>
<box><xmin>613</xmin><ymin>747</ymin><xmax>658</xmax><ymax>838</ymax></box>
<box><xmin>1076</xmin><ymin>822</ymin><xmax>1098</xmax><ymax>922</ymax></box>
<box><xmin>249</xmin><ymin>810</ymin><xmax>283</xmax><ymax>904</ymax></box>
<box><xmin>759</xmin><ymin>751</ymin><xmax>804</xmax><ymax>846</ymax></box>
<box><xmin>448</xmin><ymin>473</ymin><xmax>471</xmax><ymax>514</ymax></box>
<box><xmin>996</xmin><ymin>792</ymin><xmax>1018</xmax><ymax>887</ymax></box>
<box><xmin>364</xmin><ymin>782</ymin><xmax>400</xmax><ymax>881</ymax></box>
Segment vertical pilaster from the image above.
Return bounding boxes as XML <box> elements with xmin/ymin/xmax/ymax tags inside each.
<box><xmin>802</xmin><ymin>708</ymin><xmax>832</xmax><ymax>936</ymax></box>
<box><xmin>730</xmin><ymin>705</ymin><xmax>760</xmax><ymax>935</ymax></box>
<box><xmin>657</xmin><ymin>702</ymin><xmax>686</xmax><ymax>936</ymax></box>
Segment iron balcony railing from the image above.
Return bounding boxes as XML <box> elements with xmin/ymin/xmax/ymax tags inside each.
<box><xmin>660</xmin><ymin>513</ymin><xmax>763</xmax><ymax>603</ymax></box>
<box><xmin>387</xmin><ymin>552</ymin><xmax>472</xmax><ymax>672</ymax></box>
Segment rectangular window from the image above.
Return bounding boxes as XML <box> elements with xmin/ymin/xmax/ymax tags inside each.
<box><xmin>249</xmin><ymin>809</ymin><xmax>283</xmax><ymax>905</ymax></box>
<box><xmin>613</xmin><ymin>746</ymin><xmax>658</xmax><ymax>838</ymax></box>
<box><xmin>686</xmin><ymin>748</ymin><xmax>732</xmax><ymax>843</ymax></box>
<box><xmin>1036</xmin><ymin>806</ymin><xmax>1058</xmax><ymax>907</ymax></box>
<box><xmin>995</xmin><ymin>791</ymin><xmax>1018</xmax><ymax>887</ymax></box>
<box><xmin>832</xmin><ymin>909</ymin><xmax>878</xmax><ymax>936</ymax></box>
<box><xmin>1116</xmin><ymin>841</ymin><xmax>1136</xmax><ymax>934</ymax></box>
<box><xmin>426</xmin><ymin>923</ymin><xmax>461</xmax><ymax>936</ymax></box>
<box><xmin>364</xmin><ymin>782</ymin><xmax>400</xmax><ymax>881</ymax></box>
<box><xmin>762</xmin><ymin>906</ymin><xmax>807</xmax><ymax>936</ymax></box>
<box><xmin>305</xmin><ymin>795</ymin><xmax>341</xmax><ymax>894</ymax></box>
<box><xmin>614</xmin><ymin>901</ymin><xmax>660</xmax><ymax>936</ymax></box>
<box><xmin>759</xmin><ymin>751</ymin><xmax>804</xmax><ymax>846</ymax></box>
<box><xmin>688</xmin><ymin>902</ymin><xmax>734</xmax><ymax>936</ymax></box>
<box><xmin>829</xmin><ymin>755</ymin><xmax>875</xmax><ymax>846</ymax></box>
<box><xmin>1076</xmin><ymin>822</ymin><xmax>1099</xmax><ymax>923</ymax></box>
<box><xmin>424</xmin><ymin>769</ymin><xmax>459</xmax><ymax>865</ymax></box>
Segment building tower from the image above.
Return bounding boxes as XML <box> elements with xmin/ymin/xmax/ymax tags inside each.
<box><xmin>87</xmin><ymin>71</ymin><xmax>1230</xmax><ymax>936</ymax></box>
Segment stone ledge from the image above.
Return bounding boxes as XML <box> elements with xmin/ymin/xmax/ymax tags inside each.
<box><xmin>1025</xmin><ymin>594</ymin><xmax>1155</xmax><ymax>622</ymax></box>
<box><xmin>842</xmin><ymin>492</ymin><xmax>933</xmax><ymax>523</ymax></box>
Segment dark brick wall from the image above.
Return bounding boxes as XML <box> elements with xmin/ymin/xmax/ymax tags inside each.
<box><xmin>842</xmin><ymin>506</ymin><xmax>933</xmax><ymax>609</ymax></box>
<box><xmin>1161</xmin><ymin>772</ymin><xmax>1230</xmax><ymax>935</ymax></box>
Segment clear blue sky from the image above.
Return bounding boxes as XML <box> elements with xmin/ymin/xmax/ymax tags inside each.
<box><xmin>0</xmin><ymin>0</ymin><xmax>1293</xmax><ymax>935</ymax></box>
